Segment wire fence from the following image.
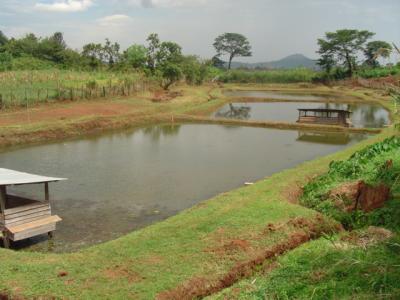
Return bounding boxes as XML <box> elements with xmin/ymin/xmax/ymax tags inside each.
<box><xmin>0</xmin><ymin>80</ymin><xmax>154</xmax><ymax>110</ymax></box>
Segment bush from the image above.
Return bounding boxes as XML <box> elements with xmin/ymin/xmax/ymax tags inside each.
<box><xmin>11</xmin><ymin>55</ymin><xmax>55</xmax><ymax>70</ymax></box>
<box><xmin>356</xmin><ymin>66</ymin><xmax>400</xmax><ymax>79</ymax></box>
<box><xmin>218</xmin><ymin>68</ymin><xmax>316</xmax><ymax>84</ymax></box>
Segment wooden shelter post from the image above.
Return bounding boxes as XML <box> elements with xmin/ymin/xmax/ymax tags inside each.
<box><xmin>45</xmin><ymin>182</ymin><xmax>49</xmax><ymax>202</ymax></box>
<box><xmin>0</xmin><ymin>186</ymin><xmax>6</xmax><ymax>213</ymax></box>
<box><xmin>0</xmin><ymin>186</ymin><xmax>10</xmax><ymax>248</ymax></box>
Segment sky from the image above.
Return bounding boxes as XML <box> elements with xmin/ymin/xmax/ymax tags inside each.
<box><xmin>0</xmin><ymin>0</ymin><xmax>399</xmax><ymax>63</ymax></box>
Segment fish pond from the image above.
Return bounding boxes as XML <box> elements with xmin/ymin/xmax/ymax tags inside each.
<box><xmin>214</xmin><ymin>95</ymin><xmax>389</xmax><ymax>128</ymax></box>
<box><xmin>0</xmin><ymin>124</ymin><xmax>369</xmax><ymax>252</ymax></box>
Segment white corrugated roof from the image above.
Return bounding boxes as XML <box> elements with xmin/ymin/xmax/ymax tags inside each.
<box><xmin>0</xmin><ymin>168</ymin><xmax>67</xmax><ymax>186</ymax></box>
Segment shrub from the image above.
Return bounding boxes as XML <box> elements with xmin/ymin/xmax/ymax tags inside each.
<box><xmin>218</xmin><ymin>68</ymin><xmax>316</xmax><ymax>84</ymax></box>
<box><xmin>301</xmin><ymin>136</ymin><xmax>400</xmax><ymax>229</ymax></box>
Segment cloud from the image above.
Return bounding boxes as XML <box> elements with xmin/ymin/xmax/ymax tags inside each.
<box><xmin>127</xmin><ymin>0</ymin><xmax>209</xmax><ymax>8</ymax></box>
<box><xmin>35</xmin><ymin>0</ymin><xmax>93</xmax><ymax>12</ymax></box>
<box><xmin>97</xmin><ymin>14</ymin><xmax>132</xmax><ymax>26</ymax></box>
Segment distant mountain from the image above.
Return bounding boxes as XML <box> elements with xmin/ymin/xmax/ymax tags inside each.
<box><xmin>227</xmin><ymin>54</ymin><xmax>318</xmax><ymax>70</ymax></box>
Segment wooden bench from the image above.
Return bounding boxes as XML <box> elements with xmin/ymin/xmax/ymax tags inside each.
<box><xmin>6</xmin><ymin>215</ymin><xmax>62</xmax><ymax>242</ymax></box>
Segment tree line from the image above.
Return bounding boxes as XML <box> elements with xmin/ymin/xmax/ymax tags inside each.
<box><xmin>0</xmin><ymin>28</ymin><xmax>398</xmax><ymax>88</ymax></box>
<box><xmin>316</xmin><ymin>29</ymin><xmax>398</xmax><ymax>80</ymax></box>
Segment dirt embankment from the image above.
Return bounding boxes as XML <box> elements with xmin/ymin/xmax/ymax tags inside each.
<box><xmin>157</xmin><ymin>215</ymin><xmax>341</xmax><ymax>300</ymax></box>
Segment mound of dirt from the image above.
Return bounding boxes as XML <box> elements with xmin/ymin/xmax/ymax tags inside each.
<box><xmin>329</xmin><ymin>180</ymin><xmax>390</xmax><ymax>213</ymax></box>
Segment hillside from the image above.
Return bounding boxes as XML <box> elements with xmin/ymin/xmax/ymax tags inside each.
<box><xmin>229</xmin><ymin>54</ymin><xmax>318</xmax><ymax>70</ymax></box>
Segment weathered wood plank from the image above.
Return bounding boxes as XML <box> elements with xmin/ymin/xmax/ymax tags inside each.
<box><xmin>5</xmin><ymin>206</ymin><xmax>50</xmax><ymax>220</ymax></box>
<box><xmin>12</xmin><ymin>224</ymin><xmax>56</xmax><ymax>241</ymax></box>
<box><xmin>5</xmin><ymin>210</ymin><xmax>51</xmax><ymax>225</ymax></box>
<box><xmin>6</xmin><ymin>215</ymin><xmax>61</xmax><ymax>234</ymax></box>
<box><xmin>4</xmin><ymin>215</ymin><xmax>50</xmax><ymax>227</ymax></box>
<box><xmin>4</xmin><ymin>203</ymin><xmax>49</xmax><ymax>215</ymax></box>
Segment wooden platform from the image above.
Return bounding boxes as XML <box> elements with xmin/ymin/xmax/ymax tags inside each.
<box><xmin>6</xmin><ymin>215</ymin><xmax>61</xmax><ymax>242</ymax></box>
<box><xmin>0</xmin><ymin>195</ymin><xmax>62</xmax><ymax>242</ymax></box>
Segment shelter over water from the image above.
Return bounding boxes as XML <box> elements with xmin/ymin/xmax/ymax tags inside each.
<box><xmin>0</xmin><ymin>168</ymin><xmax>66</xmax><ymax>248</ymax></box>
<box><xmin>297</xmin><ymin>108</ymin><xmax>352</xmax><ymax>127</ymax></box>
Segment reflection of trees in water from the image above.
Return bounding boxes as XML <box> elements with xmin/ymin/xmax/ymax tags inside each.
<box><xmin>297</xmin><ymin>131</ymin><xmax>351</xmax><ymax>145</ymax></box>
<box><xmin>215</xmin><ymin>103</ymin><xmax>251</xmax><ymax>120</ymax></box>
<box><xmin>142</xmin><ymin>124</ymin><xmax>181</xmax><ymax>141</ymax></box>
<box><xmin>317</xmin><ymin>103</ymin><xmax>388</xmax><ymax>128</ymax></box>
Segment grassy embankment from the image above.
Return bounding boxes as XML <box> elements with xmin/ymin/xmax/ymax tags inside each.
<box><xmin>210</xmin><ymin>136</ymin><xmax>400</xmax><ymax>300</ymax></box>
<box><xmin>0</xmin><ymin>70</ymin><xmax>398</xmax><ymax>298</ymax></box>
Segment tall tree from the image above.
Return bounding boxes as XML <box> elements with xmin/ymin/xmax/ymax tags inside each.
<box><xmin>317</xmin><ymin>29</ymin><xmax>374</xmax><ymax>76</ymax></box>
<box><xmin>103</xmin><ymin>38</ymin><xmax>120</xmax><ymax>66</ymax></box>
<box><xmin>82</xmin><ymin>43</ymin><xmax>104</xmax><ymax>69</ymax></box>
<box><xmin>124</xmin><ymin>44</ymin><xmax>148</xmax><ymax>69</ymax></box>
<box><xmin>156</xmin><ymin>41</ymin><xmax>182</xmax><ymax>66</ymax></box>
<box><xmin>213</xmin><ymin>33</ymin><xmax>252</xmax><ymax>70</ymax></box>
<box><xmin>364</xmin><ymin>41</ymin><xmax>392</xmax><ymax>67</ymax></box>
<box><xmin>4</xmin><ymin>33</ymin><xmax>39</xmax><ymax>57</ymax></box>
<box><xmin>146</xmin><ymin>33</ymin><xmax>160</xmax><ymax>73</ymax></box>
<box><xmin>38</xmin><ymin>32</ymin><xmax>67</xmax><ymax>63</ymax></box>
<box><xmin>50</xmin><ymin>32</ymin><xmax>67</xmax><ymax>50</ymax></box>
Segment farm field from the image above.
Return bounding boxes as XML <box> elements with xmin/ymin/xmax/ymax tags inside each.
<box><xmin>0</xmin><ymin>79</ymin><xmax>399</xmax><ymax>298</ymax></box>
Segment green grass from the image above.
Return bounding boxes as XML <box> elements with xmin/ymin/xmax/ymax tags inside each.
<box><xmin>218</xmin><ymin>68</ymin><xmax>317</xmax><ymax>84</ymax></box>
<box><xmin>209</xmin><ymin>231</ymin><xmax>400</xmax><ymax>300</ymax></box>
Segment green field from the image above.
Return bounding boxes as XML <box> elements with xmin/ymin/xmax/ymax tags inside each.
<box><xmin>0</xmin><ymin>70</ymin><xmax>149</xmax><ymax>108</ymax></box>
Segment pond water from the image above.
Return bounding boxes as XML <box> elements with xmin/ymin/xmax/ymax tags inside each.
<box><xmin>213</xmin><ymin>102</ymin><xmax>390</xmax><ymax>128</ymax></box>
<box><xmin>0</xmin><ymin>124</ymin><xmax>369</xmax><ymax>252</ymax></box>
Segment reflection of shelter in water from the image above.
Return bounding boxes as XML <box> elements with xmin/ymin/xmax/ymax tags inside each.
<box><xmin>297</xmin><ymin>109</ymin><xmax>352</xmax><ymax>127</ymax></box>
<box><xmin>0</xmin><ymin>168</ymin><xmax>66</xmax><ymax>248</ymax></box>
<box><xmin>215</xmin><ymin>103</ymin><xmax>251</xmax><ymax>120</ymax></box>
<box><xmin>297</xmin><ymin>131</ymin><xmax>351</xmax><ymax>145</ymax></box>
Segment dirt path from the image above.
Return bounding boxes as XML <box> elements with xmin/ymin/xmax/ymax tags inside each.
<box><xmin>0</xmin><ymin>100</ymin><xmax>143</xmax><ymax>126</ymax></box>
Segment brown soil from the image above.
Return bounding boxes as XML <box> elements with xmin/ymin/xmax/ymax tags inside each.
<box><xmin>329</xmin><ymin>180</ymin><xmax>390</xmax><ymax>213</ymax></box>
<box><xmin>157</xmin><ymin>216</ymin><xmax>341</xmax><ymax>300</ymax></box>
<box><xmin>0</xmin><ymin>101</ymin><xmax>137</xmax><ymax>126</ymax></box>
<box><xmin>103</xmin><ymin>265</ymin><xmax>143</xmax><ymax>283</ymax></box>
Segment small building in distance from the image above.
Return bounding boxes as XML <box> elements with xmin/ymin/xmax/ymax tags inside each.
<box><xmin>297</xmin><ymin>108</ymin><xmax>352</xmax><ymax>127</ymax></box>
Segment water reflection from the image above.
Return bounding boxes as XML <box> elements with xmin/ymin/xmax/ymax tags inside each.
<box><xmin>215</xmin><ymin>103</ymin><xmax>251</xmax><ymax>120</ymax></box>
<box><xmin>142</xmin><ymin>124</ymin><xmax>181</xmax><ymax>141</ymax></box>
<box><xmin>296</xmin><ymin>131</ymin><xmax>369</xmax><ymax>145</ymax></box>
<box><xmin>213</xmin><ymin>102</ymin><xmax>389</xmax><ymax>128</ymax></box>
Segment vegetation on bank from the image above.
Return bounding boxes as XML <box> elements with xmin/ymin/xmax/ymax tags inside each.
<box><xmin>301</xmin><ymin>136</ymin><xmax>400</xmax><ymax>229</ymax></box>
<box><xmin>218</xmin><ymin>68</ymin><xmax>316</xmax><ymax>84</ymax></box>
<box><xmin>210</xmin><ymin>133</ymin><xmax>400</xmax><ymax>300</ymax></box>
